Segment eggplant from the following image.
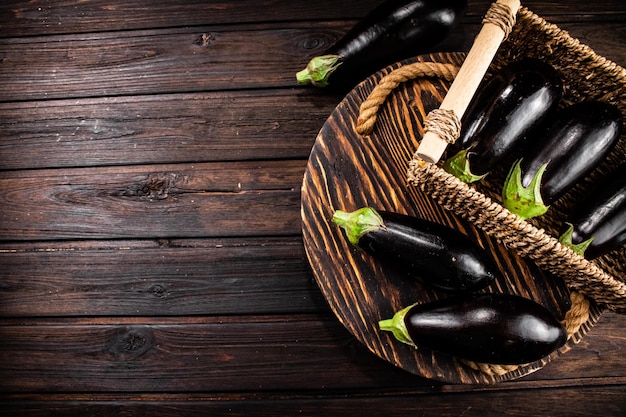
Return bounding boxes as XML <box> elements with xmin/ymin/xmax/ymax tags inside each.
<box><xmin>332</xmin><ymin>207</ymin><xmax>499</xmax><ymax>292</ymax></box>
<box><xmin>443</xmin><ymin>58</ymin><xmax>563</xmax><ymax>183</ymax></box>
<box><xmin>296</xmin><ymin>0</ymin><xmax>467</xmax><ymax>88</ymax></box>
<box><xmin>379</xmin><ymin>293</ymin><xmax>567</xmax><ymax>364</ymax></box>
<box><xmin>559</xmin><ymin>162</ymin><xmax>626</xmax><ymax>259</ymax></box>
<box><xmin>502</xmin><ymin>100</ymin><xmax>623</xmax><ymax>219</ymax></box>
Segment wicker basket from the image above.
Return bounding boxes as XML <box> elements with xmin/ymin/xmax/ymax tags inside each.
<box><xmin>406</xmin><ymin>7</ymin><xmax>626</xmax><ymax>311</ymax></box>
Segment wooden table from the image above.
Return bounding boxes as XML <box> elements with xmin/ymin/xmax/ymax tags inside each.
<box><xmin>0</xmin><ymin>1</ymin><xmax>624</xmax><ymax>415</ymax></box>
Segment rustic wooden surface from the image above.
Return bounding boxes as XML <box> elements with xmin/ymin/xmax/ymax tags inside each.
<box><xmin>0</xmin><ymin>0</ymin><xmax>625</xmax><ymax>415</ymax></box>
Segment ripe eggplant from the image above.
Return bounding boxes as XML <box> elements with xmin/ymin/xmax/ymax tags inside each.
<box><xmin>379</xmin><ymin>293</ymin><xmax>567</xmax><ymax>364</ymax></box>
<box><xmin>502</xmin><ymin>100</ymin><xmax>623</xmax><ymax>219</ymax></box>
<box><xmin>296</xmin><ymin>0</ymin><xmax>467</xmax><ymax>88</ymax></box>
<box><xmin>443</xmin><ymin>58</ymin><xmax>563</xmax><ymax>183</ymax></box>
<box><xmin>332</xmin><ymin>207</ymin><xmax>499</xmax><ymax>292</ymax></box>
<box><xmin>559</xmin><ymin>162</ymin><xmax>626</xmax><ymax>259</ymax></box>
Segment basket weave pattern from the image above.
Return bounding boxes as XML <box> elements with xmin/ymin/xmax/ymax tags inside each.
<box><xmin>409</xmin><ymin>8</ymin><xmax>626</xmax><ymax>311</ymax></box>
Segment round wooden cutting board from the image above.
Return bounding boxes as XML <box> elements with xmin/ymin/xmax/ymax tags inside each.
<box><xmin>300</xmin><ymin>52</ymin><xmax>602</xmax><ymax>384</ymax></box>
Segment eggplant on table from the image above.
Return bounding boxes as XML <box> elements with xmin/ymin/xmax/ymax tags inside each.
<box><xmin>559</xmin><ymin>162</ymin><xmax>626</xmax><ymax>259</ymax></box>
<box><xmin>502</xmin><ymin>100</ymin><xmax>623</xmax><ymax>219</ymax></box>
<box><xmin>332</xmin><ymin>207</ymin><xmax>499</xmax><ymax>292</ymax></box>
<box><xmin>443</xmin><ymin>58</ymin><xmax>563</xmax><ymax>183</ymax></box>
<box><xmin>379</xmin><ymin>293</ymin><xmax>568</xmax><ymax>365</ymax></box>
<box><xmin>296</xmin><ymin>0</ymin><xmax>467</xmax><ymax>88</ymax></box>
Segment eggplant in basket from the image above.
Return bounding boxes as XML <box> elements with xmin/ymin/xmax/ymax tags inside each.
<box><xmin>559</xmin><ymin>162</ymin><xmax>626</xmax><ymax>259</ymax></box>
<box><xmin>502</xmin><ymin>100</ymin><xmax>622</xmax><ymax>219</ymax></box>
<box><xmin>443</xmin><ymin>58</ymin><xmax>563</xmax><ymax>183</ymax></box>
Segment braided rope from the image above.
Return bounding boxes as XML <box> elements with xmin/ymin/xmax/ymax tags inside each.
<box><xmin>355</xmin><ymin>62</ymin><xmax>459</xmax><ymax>136</ymax></box>
<box><xmin>424</xmin><ymin>108</ymin><xmax>461</xmax><ymax>145</ymax></box>
<box><xmin>483</xmin><ymin>1</ymin><xmax>517</xmax><ymax>39</ymax></box>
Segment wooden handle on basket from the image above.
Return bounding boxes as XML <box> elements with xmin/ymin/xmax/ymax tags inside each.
<box><xmin>414</xmin><ymin>0</ymin><xmax>521</xmax><ymax>163</ymax></box>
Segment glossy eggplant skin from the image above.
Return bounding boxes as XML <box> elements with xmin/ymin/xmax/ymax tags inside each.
<box><xmin>562</xmin><ymin>163</ymin><xmax>626</xmax><ymax>259</ymax></box>
<box><xmin>520</xmin><ymin>101</ymin><xmax>622</xmax><ymax>204</ymax></box>
<box><xmin>296</xmin><ymin>0</ymin><xmax>467</xmax><ymax>87</ymax></box>
<box><xmin>332</xmin><ymin>207</ymin><xmax>499</xmax><ymax>292</ymax></box>
<box><xmin>379</xmin><ymin>293</ymin><xmax>567</xmax><ymax>364</ymax></box>
<box><xmin>444</xmin><ymin>58</ymin><xmax>563</xmax><ymax>182</ymax></box>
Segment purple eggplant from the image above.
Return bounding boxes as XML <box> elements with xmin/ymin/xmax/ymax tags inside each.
<box><xmin>444</xmin><ymin>58</ymin><xmax>563</xmax><ymax>183</ymax></box>
<box><xmin>503</xmin><ymin>100</ymin><xmax>622</xmax><ymax>219</ymax></box>
<box><xmin>296</xmin><ymin>0</ymin><xmax>467</xmax><ymax>88</ymax></box>
<box><xmin>379</xmin><ymin>293</ymin><xmax>567</xmax><ymax>364</ymax></box>
<box><xmin>332</xmin><ymin>207</ymin><xmax>498</xmax><ymax>292</ymax></box>
<box><xmin>559</xmin><ymin>163</ymin><xmax>626</xmax><ymax>259</ymax></box>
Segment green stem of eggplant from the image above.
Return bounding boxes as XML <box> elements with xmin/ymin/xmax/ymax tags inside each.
<box><xmin>558</xmin><ymin>223</ymin><xmax>594</xmax><ymax>256</ymax></box>
<box><xmin>501</xmin><ymin>159</ymin><xmax>549</xmax><ymax>220</ymax></box>
<box><xmin>442</xmin><ymin>149</ymin><xmax>487</xmax><ymax>183</ymax></box>
<box><xmin>296</xmin><ymin>54</ymin><xmax>343</xmax><ymax>87</ymax></box>
<box><xmin>332</xmin><ymin>207</ymin><xmax>385</xmax><ymax>246</ymax></box>
<box><xmin>378</xmin><ymin>305</ymin><xmax>415</xmax><ymax>347</ymax></box>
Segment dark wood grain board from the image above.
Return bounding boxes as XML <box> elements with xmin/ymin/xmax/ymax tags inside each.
<box><xmin>1</xmin><ymin>386</ymin><xmax>625</xmax><ymax>417</ymax></box>
<box><xmin>1</xmin><ymin>0</ymin><xmax>623</xmax><ymax>37</ymax></box>
<box><xmin>0</xmin><ymin>237</ymin><xmax>324</xmax><ymax>317</ymax></box>
<box><xmin>0</xmin><ymin>91</ymin><xmax>336</xmax><ymax>170</ymax></box>
<box><xmin>301</xmin><ymin>53</ymin><xmax>603</xmax><ymax>384</ymax></box>
<box><xmin>0</xmin><ymin>160</ymin><xmax>304</xmax><ymax>240</ymax></box>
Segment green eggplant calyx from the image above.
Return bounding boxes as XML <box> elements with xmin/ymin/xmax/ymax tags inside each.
<box><xmin>296</xmin><ymin>54</ymin><xmax>343</xmax><ymax>87</ymax></box>
<box><xmin>502</xmin><ymin>159</ymin><xmax>549</xmax><ymax>220</ymax></box>
<box><xmin>378</xmin><ymin>305</ymin><xmax>416</xmax><ymax>347</ymax></box>
<box><xmin>558</xmin><ymin>223</ymin><xmax>594</xmax><ymax>256</ymax></box>
<box><xmin>332</xmin><ymin>207</ymin><xmax>385</xmax><ymax>246</ymax></box>
<box><xmin>442</xmin><ymin>149</ymin><xmax>487</xmax><ymax>183</ymax></box>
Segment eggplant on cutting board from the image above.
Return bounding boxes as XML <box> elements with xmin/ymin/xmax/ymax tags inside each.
<box><xmin>332</xmin><ymin>207</ymin><xmax>499</xmax><ymax>292</ymax></box>
<box><xmin>379</xmin><ymin>293</ymin><xmax>568</xmax><ymax>365</ymax></box>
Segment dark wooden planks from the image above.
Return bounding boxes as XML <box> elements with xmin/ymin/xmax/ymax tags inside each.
<box><xmin>0</xmin><ymin>90</ymin><xmax>339</xmax><ymax>170</ymax></box>
<box><xmin>1</xmin><ymin>20</ymin><xmax>624</xmax><ymax>102</ymax></box>
<box><xmin>0</xmin><ymin>313</ymin><xmax>624</xmax><ymax>393</ymax></box>
<box><xmin>0</xmin><ymin>0</ymin><xmax>384</xmax><ymax>37</ymax></box>
<box><xmin>0</xmin><ymin>316</ymin><xmax>410</xmax><ymax>393</ymax></box>
<box><xmin>1</xmin><ymin>385</ymin><xmax>625</xmax><ymax>417</ymax></box>
<box><xmin>1</xmin><ymin>0</ymin><xmax>624</xmax><ymax>37</ymax></box>
<box><xmin>0</xmin><ymin>24</ymin><xmax>317</xmax><ymax>101</ymax></box>
<box><xmin>0</xmin><ymin>160</ymin><xmax>305</xmax><ymax>240</ymax></box>
<box><xmin>0</xmin><ymin>237</ymin><xmax>326</xmax><ymax>317</ymax></box>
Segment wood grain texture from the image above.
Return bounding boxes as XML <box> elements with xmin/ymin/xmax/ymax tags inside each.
<box><xmin>301</xmin><ymin>53</ymin><xmax>603</xmax><ymax>384</ymax></box>
<box><xmin>1</xmin><ymin>386</ymin><xmax>625</xmax><ymax>417</ymax></box>
<box><xmin>0</xmin><ymin>21</ymin><xmax>623</xmax><ymax>102</ymax></box>
<box><xmin>0</xmin><ymin>237</ymin><xmax>325</xmax><ymax>317</ymax></box>
<box><xmin>0</xmin><ymin>0</ymin><xmax>625</xmax><ymax>414</ymax></box>
<box><xmin>0</xmin><ymin>0</ymin><xmax>384</xmax><ymax>36</ymax></box>
<box><xmin>0</xmin><ymin>160</ymin><xmax>304</xmax><ymax>240</ymax></box>
<box><xmin>0</xmin><ymin>0</ymin><xmax>624</xmax><ymax>37</ymax></box>
<box><xmin>0</xmin><ymin>91</ymin><xmax>338</xmax><ymax>170</ymax></box>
